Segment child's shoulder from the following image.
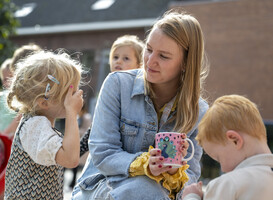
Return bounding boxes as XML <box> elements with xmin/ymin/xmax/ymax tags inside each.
<box><xmin>24</xmin><ymin>115</ymin><xmax>51</xmax><ymax>127</ymax></box>
<box><xmin>20</xmin><ymin>116</ymin><xmax>56</xmax><ymax>138</ymax></box>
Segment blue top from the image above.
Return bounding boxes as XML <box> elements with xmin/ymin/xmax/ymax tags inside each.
<box><xmin>0</xmin><ymin>91</ymin><xmax>16</xmax><ymax>131</ymax></box>
<box><xmin>73</xmin><ymin>69</ymin><xmax>209</xmax><ymax>199</ymax></box>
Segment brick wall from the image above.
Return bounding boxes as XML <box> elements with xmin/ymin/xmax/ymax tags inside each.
<box><xmin>171</xmin><ymin>0</ymin><xmax>273</xmax><ymax>120</ymax></box>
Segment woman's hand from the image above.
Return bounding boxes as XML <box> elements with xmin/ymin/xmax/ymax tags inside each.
<box><xmin>149</xmin><ymin>133</ymin><xmax>190</xmax><ymax>176</ymax></box>
<box><xmin>149</xmin><ymin>148</ymin><xmax>174</xmax><ymax>176</ymax></box>
<box><xmin>180</xmin><ymin>133</ymin><xmax>189</xmax><ymax>161</ymax></box>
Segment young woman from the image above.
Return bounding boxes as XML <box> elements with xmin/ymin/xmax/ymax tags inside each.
<box><xmin>72</xmin><ymin>10</ymin><xmax>209</xmax><ymax>200</ymax></box>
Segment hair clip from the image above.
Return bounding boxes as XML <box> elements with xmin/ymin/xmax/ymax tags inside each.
<box><xmin>44</xmin><ymin>75</ymin><xmax>59</xmax><ymax>100</ymax></box>
<box><xmin>47</xmin><ymin>75</ymin><xmax>60</xmax><ymax>84</ymax></box>
<box><xmin>44</xmin><ymin>83</ymin><xmax>51</xmax><ymax>100</ymax></box>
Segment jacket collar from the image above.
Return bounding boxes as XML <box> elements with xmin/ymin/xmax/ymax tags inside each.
<box><xmin>236</xmin><ymin>153</ymin><xmax>273</xmax><ymax>170</ymax></box>
<box><xmin>131</xmin><ymin>69</ymin><xmax>145</xmax><ymax>98</ymax></box>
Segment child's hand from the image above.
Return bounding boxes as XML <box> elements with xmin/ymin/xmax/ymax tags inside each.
<box><xmin>64</xmin><ymin>85</ymin><xmax>83</xmax><ymax>115</ymax></box>
<box><xmin>182</xmin><ymin>181</ymin><xmax>203</xmax><ymax>200</ymax></box>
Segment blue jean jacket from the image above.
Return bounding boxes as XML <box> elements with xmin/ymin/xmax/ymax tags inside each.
<box><xmin>72</xmin><ymin>69</ymin><xmax>208</xmax><ymax>200</ymax></box>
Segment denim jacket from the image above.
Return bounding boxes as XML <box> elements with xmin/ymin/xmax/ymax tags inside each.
<box><xmin>73</xmin><ymin>69</ymin><xmax>208</xmax><ymax>199</ymax></box>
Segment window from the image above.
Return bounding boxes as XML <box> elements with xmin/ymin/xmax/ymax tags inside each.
<box><xmin>91</xmin><ymin>0</ymin><xmax>115</xmax><ymax>10</ymax></box>
<box><xmin>14</xmin><ymin>3</ymin><xmax>36</xmax><ymax>18</ymax></box>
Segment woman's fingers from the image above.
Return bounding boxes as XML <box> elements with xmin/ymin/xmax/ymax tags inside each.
<box><xmin>149</xmin><ymin>148</ymin><xmax>176</xmax><ymax>176</ymax></box>
<box><xmin>149</xmin><ymin>154</ymin><xmax>164</xmax><ymax>164</ymax></box>
<box><xmin>181</xmin><ymin>133</ymin><xmax>187</xmax><ymax>139</ymax></box>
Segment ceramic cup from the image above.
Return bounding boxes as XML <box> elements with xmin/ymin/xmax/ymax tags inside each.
<box><xmin>155</xmin><ymin>132</ymin><xmax>195</xmax><ymax>168</ymax></box>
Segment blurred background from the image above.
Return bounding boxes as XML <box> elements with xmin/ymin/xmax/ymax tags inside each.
<box><xmin>1</xmin><ymin>0</ymin><xmax>273</xmax><ymax>196</ymax></box>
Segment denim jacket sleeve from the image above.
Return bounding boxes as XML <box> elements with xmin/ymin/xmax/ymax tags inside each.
<box><xmin>89</xmin><ymin>72</ymin><xmax>142</xmax><ymax>177</ymax></box>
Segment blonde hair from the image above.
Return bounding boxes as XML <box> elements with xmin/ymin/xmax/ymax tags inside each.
<box><xmin>109</xmin><ymin>35</ymin><xmax>144</xmax><ymax>67</ymax></box>
<box><xmin>0</xmin><ymin>58</ymin><xmax>12</xmax><ymax>81</ymax></box>
<box><xmin>7</xmin><ymin>50</ymin><xmax>83</xmax><ymax>116</ymax></box>
<box><xmin>196</xmin><ymin>95</ymin><xmax>267</xmax><ymax>146</ymax></box>
<box><xmin>10</xmin><ymin>43</ymin><xmax>42</xmax><ymax>72</ymax></box>
<box><xmin>144</xmin><ymin>10</ymin><xmax>209</xmax><ymax>133</ymax></box>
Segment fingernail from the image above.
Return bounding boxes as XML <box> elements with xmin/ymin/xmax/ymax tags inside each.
<box><xmin>70</xmin><ymin>85</ymin><xmax>73</xmax><ymax>88</ymax></box>
<box><xmin>157</xmin><ymin>150</ymin><xmax>161</xmax><ymax>153</ymax></box>
<box><xmin>182</xmin><ymin>140</ymin><xmax>185</xmax><ymax>143</ymax></box>
<box><xmin>158</xmin><ymin>165</ymin><xmax>162</xmax><ymax>168</ymax></box>
<box><xmin>159</xmin><ymin>157</ymin><xmax>163</xmax><ymax>161</ymax></box>
<box><xmin>169</xmin><ymin>166</ymin><xmax>172</xmax><ymax>168</ymax></box>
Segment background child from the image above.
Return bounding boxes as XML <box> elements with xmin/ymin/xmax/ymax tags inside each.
<box><xmin>182</xmin><ymin>94</ymin><xmax>273</xmax><ymax>200</ymax></box>
<box><xmin>0</xmin><ymin>58</ymin><xmax>18</xmax><ymax>137</ymax></box>
<box><xmin>0</xmin><ymin>58</ymin><xmax>15</xmax><ymax>200</ymax></box>
<box><xmin>109</xmin><ymin>34</ymin><xmax>144</xmax><ymax>72</ymax></box>
<box><xmin>4</xmin><ymin>50</ymin><xmax>84</xmax><ymax>199</ymax></box>
<box><xmin>1</xmin><ymin>43</ymin><xmax>41</xmax><ymax>137</ymax></box>
<box><xmin>10</xmin><ymin>43</ymin><xmax>42</xmax><ymax>73</ymax></box>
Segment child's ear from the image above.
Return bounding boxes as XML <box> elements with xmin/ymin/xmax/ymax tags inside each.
<box><xmin>36</xmin><ymin>98</ymin><xmax>49</xmax><ymax>110</ymax></box>
<box><xmin>226</xmin><ymin>130</ymin><xmax>244</xmax><ymax>150</ymax></box>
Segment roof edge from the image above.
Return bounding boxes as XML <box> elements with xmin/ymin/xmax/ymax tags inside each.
<box><xmin>15</xmin><ymin>18</ymin><xmax>157</xmax><ymax>36</ymax></box>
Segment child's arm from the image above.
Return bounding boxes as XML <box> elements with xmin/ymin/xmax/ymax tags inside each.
<box><xmin>55</xmin><ymin>86</ymin><xmax>83</xmax><ymax>168</ymax></box>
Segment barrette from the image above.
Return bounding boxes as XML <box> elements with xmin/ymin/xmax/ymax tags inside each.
<box><xmin>44</xmin><ymin>83</ymin><xmax>51</xmax><ymax>100</ymax></box>
<box><xmin>47</xmin><ymin>75</ymin><xmax>60</xmax><ymax>84</ymax></box>
<box><xmin>44</xmin><ymin>75</ymin><xmax>59</xmax><ymax>100</ymax></box>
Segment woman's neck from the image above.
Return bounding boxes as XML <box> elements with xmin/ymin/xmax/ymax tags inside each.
<box><xmin>151</xmin><ymin>83</ymin><xmax>178</xmax><ymax>111</ymax></box>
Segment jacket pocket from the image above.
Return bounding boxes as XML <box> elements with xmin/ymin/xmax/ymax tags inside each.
<box><xmin>120</xmin><ymin>120</ymin><xmax>139</xmax><ymax>153</ymax></box>
<box><xmin>79</xmin><ymin>173</ymin><xmax>105</xmax><ymax>190</ymax></box>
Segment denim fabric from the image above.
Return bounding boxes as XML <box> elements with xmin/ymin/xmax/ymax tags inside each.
<box><xmin>72</xmin><ymin>69</ymin><xmax>208</xmax><ymax>200</ymax></box>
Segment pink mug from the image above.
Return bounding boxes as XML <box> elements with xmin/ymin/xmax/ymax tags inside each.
<box><xmin>155</xmin><ymin>132</ymin><xmax>195</xmax><ymax>168</ymax></box>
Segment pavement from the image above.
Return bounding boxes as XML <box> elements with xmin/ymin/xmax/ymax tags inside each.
<box><xmin>63</xmin><ymin>168</ymin><xmax>83</xmax><ymax>200</ymax></box>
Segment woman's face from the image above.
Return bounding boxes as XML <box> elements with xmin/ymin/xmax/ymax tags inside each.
<box><xmin>110</xmin><ymin>46</ymin><xmax>139</xmax><ymax>72</ymax></box>
<box><xmin>144</xmin><ymin>27</ymin><xmax>183</xmax><ymax>87</ymax></box>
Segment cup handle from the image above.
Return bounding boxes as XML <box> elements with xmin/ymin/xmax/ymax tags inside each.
<box><xmin>182</xmin><ymin>138</ymin><xmax>195</xmax><ymax>162</ymax></box>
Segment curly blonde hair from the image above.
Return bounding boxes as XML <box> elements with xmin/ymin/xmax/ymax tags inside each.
<box><xmin>7</xmin><ymin>50</ymin><xmax>83</xmax><ymax>116</ymax></box>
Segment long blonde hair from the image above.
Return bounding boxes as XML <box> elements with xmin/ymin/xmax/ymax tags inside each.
<box><xmin>144</xmin><ymin>10</ymin><xmax>209</xmax><ymax>133</ymax></box>
<box><xmin>7</xmin><ymin>50</ymin><xmax>83</xmax><ymax>116</ymax></box>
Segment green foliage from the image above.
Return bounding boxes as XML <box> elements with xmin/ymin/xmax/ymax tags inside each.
<box><xmin>0</xmin><ymin>0</ymin><xmax>19</xmax><ymax>64</ymax></box>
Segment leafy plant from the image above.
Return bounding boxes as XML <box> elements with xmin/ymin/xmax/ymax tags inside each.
<box><xmin>0</xmin><ymin>0</ymin><xmax>19</xmax><ymax>64</ymax></box>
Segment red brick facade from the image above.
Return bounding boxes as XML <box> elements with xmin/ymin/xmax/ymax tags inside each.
<box><xmin>171</xmin><ymin>0</ymin><xmax>273</xmax><ymax>120</ymax></box>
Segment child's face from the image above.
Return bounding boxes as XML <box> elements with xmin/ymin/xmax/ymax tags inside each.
<box><xmin>202</xmin><ymin>139</ymin><xmax>239</xmax><ymax>173</ymax></box>
<box><xmin>110</xmin><ymin>46</ymin><xmax>139</xmax><ymax>72</ymax></box>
